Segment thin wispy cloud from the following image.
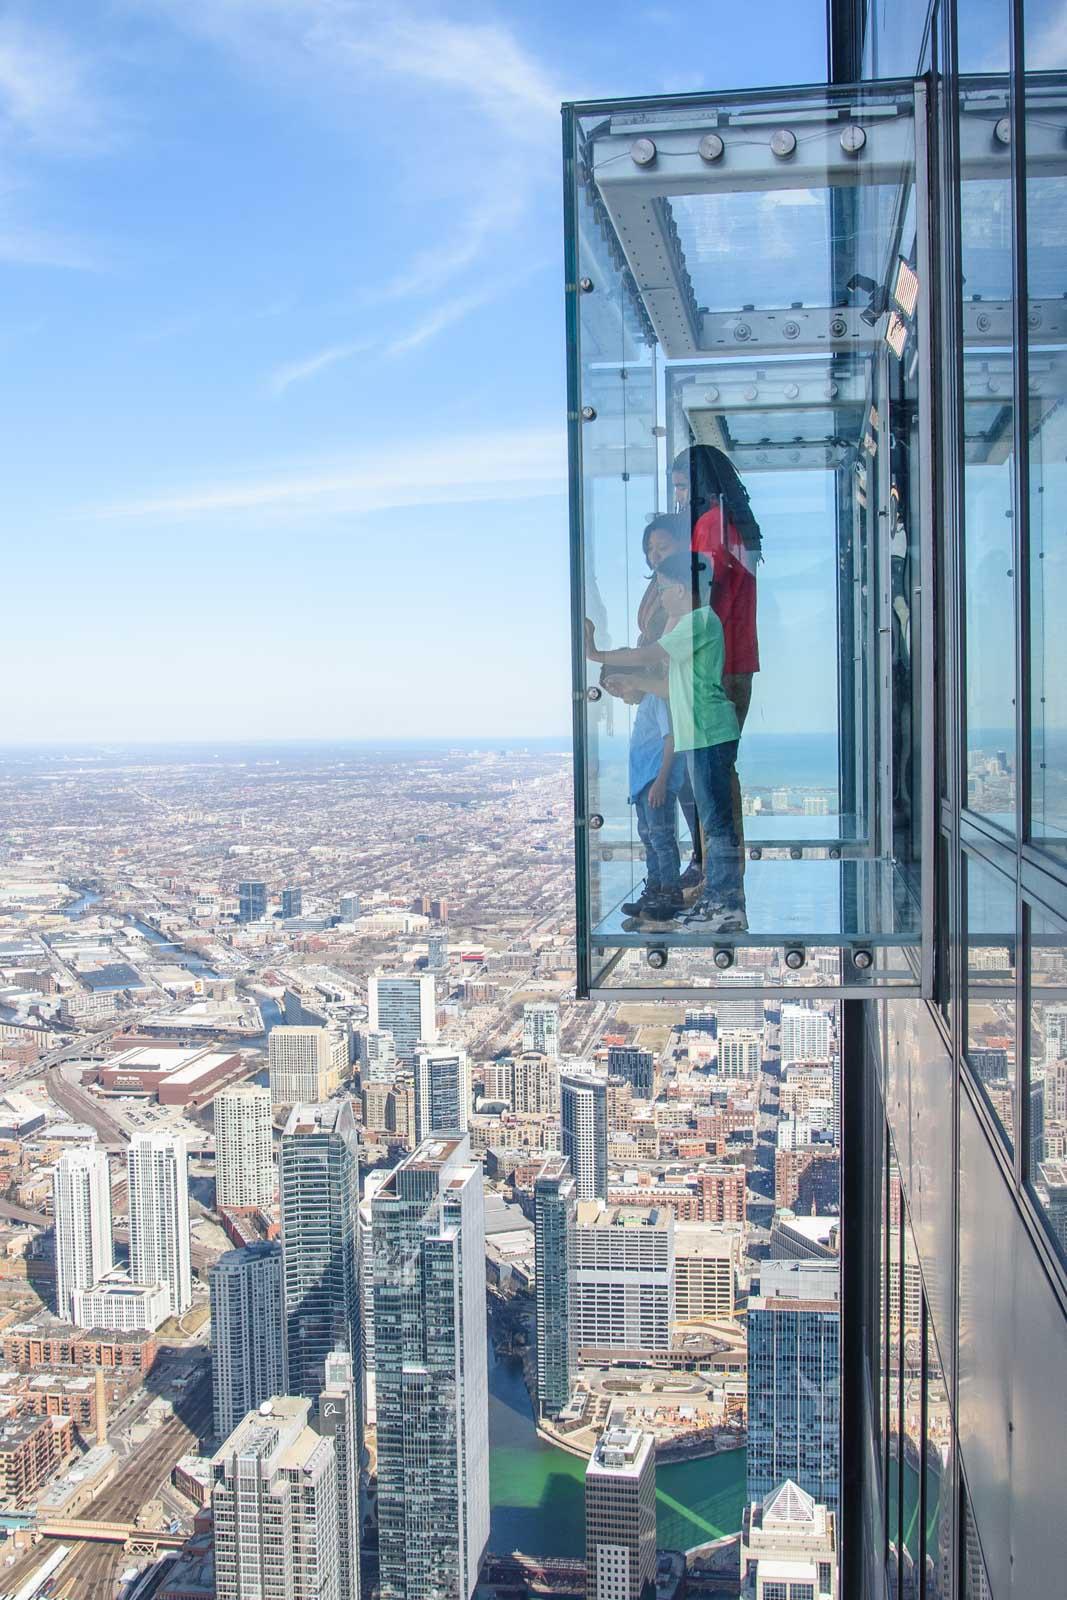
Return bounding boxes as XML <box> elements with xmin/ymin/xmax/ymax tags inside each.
<box><xmin>92</xmin><ymin>424</ymin><xmax>566</xmax><ymax>522</ymax></box>
<box><xmin>384</xmin><ymin>286</ymin><xmax>500</xmax><ymax>359</ymax></box>
<box><xmin>269</xmin><ymin>337</ymin><xmax>375</xmax><ymax>394</ymax></box>
<box><xmin>0</xmin><ymin>17</ymin><xmax>113</xmax><ymax>155</ymax></box>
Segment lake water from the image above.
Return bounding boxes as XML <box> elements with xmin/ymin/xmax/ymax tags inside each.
<box><xmin>487</xmin><ymin>1346</ymin><xmax>746</xmax><ymax>1557</ymax></box>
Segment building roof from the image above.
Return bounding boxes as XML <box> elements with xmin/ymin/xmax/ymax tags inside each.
<box><xmin>763</xmin><ymin>1479</ymin><xmax>817</xmax><ymax>1525</ymax></box>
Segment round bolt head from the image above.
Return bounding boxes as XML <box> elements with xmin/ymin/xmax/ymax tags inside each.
<box><xmin>744</xmin><ymin>385</ymin><xmax>759</xmax><ymax>402</ymax></box>
<box><xmin>749</xmin><ymin>847</ymin><xmax>762</xmax><ymax>861</ymax></box>
<box><xmin>588</xmin><ymin>813</ymin><xmax>604</xmax><ymax>830</ymax></box>
<box><xmin>713</xmin><ymin>948</ymin><xmax>734</xmax><ymax>970</ymax></box>
<box><xmin>733</xmin><ymin>323</ymin><xmax>752</xmax><ymax>342</ymax></box>
<box><xmin>784</xmin><ymin>382</ymin><xmax>800</xmax><ymax>399</ymax></box>
<box><xmin>579</xmin><ymin>277</ymin><xmax>594</xmax><ymax>293</ymax></box>
<box><xmin>994</xmin><ymin>117</ymin><xmax>1011</xmax><ymax>145</ymax></box>
<box><xmin>785</xmin><ymin>947</ymin><xmax>806</xmax><ymax>970</ymax></box>
<box><xmin>581</xmin><ymin>405</ymin><xmax>597</xmax><ymax>421</ymax></box>
<box><xmin>698</xmin><ymin>132</ymin><xmax>725</xmax><ymax>163</ymax></box>
<box><xmin>770</xmin><ymin>128</ymin><xmax>797</xmax><ymax>158</ymax></box>
<box><xmin>631</xmin><ymin>137</ymin><xmax>657</xmax><ymax>166</ymax></box>
<box><xmin>647</xmin><ymin>946</ymin><xmax>668</xmax><ymax>970</ymax></box>
<box><xmin>852</xmin><ymin>947</ymin><xmax>874</xmax><ymax>971</ymax></box>
<box><xmin>790</xmin><ymin>846</ymin><xmax>802</xmax><ymax>861</ymax></box>
<box><xmin>840</xmin><ymin>124</ymin><xmax>867</xmax><ymax>155</ymax></box>
<box><xmin>783</xmin><ymin>323</ymin><xmax>801</xmax><ymax>342</ymax></box>
<box><xmin>586</xmin><ymin>686</ymin><xmax>602</xmax><ymax>702</ymax></box>
<box><xmin>703</xmin><ymin>386</ymin><xmax>720</xmax><ymax>404</ymax></box>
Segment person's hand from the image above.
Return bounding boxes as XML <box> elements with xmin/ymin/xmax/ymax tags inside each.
<box><xmin>648</xmin><ymin>773</ymin><xmax>668</xmax><ymax>808</ymax></box>
<box><xmin>583</xmin><ymin>617</ymin><xmax>599</xmax><ymax>660</ymax></box>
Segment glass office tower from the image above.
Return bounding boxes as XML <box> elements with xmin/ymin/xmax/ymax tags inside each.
<box><xmin>565</xmin><ymin>2</ymin><xmax>1067</xmax><ymax>1590</ymax></box>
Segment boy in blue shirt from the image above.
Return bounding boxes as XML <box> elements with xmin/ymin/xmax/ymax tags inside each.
<box><xmin>613</xmin><ymin>678</ymin><xmax>686</xmax><ymax>922</ymax></box>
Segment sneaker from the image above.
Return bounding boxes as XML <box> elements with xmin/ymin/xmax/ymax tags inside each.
<box><xmin>715</xmin><ymin>905</ymin><xmax>749</xmax><ymax>934</ymax></box>
<box><xmin>679</xmin><ymin>860</ymin><xmax>703</xmax><ymax>890</ymax></box>
<box><xmin>637</xmin><ymin>895</ymin><xmax>683</xmax><ymax>929</ymax></box>
<box><xmin>621</xmin><ymin>887</ymin><xmax>657</xmax><ymax>917</ymax></box>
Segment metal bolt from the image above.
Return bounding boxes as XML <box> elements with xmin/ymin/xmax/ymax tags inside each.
<box><xmin>631</xmin><ymin>137</ymin><xmax>657</xmax><ymax>166</ymax></box>
<box><xmin>829</xmin><ymin>317</ymin><xmax>848</xmax><ymax>339</ymax></box>
<box><xmin>790</xmin><ymin>846</ymin><xmax>802</xmax><ymax>861</ymax></box>
<box><xmin>586</xmin><ymin>686</ymin><xmax>602</xmax><ymax>702</ymax></box>
<box><xmin>714</xmin><ymin>948</ymin><xmax>734</xmax><ymax>970</ymax></box>
<box><xmin>588</xmin><ymin>813</ymin><xmax>604</xmax><ymax>830</ymax></box>
<box><xmin>734</xmin><ymin>323</ymin><xmax>752</xmax><ymax>342</ymax></box>
<box><xmin>581</xmin><ymin>406</ymin><xmax>597</xmax><ymax>422</ymax></box>
<box><xmin>783</xmin><ymin>324</ymin><xmax>800</xmax><ymax>342</ymax></box>
<box><xmin>749</xmin><ymin>848</ymin><xmax>762</xmax><ymax>861</ymax></box>
<box><xmin>994</xmin><ymin>117</ymin><xmax>1011</xmax><ymax>146</ymax></box>
<box><xmin>770</xmin><ymin>128</ymin><xmax>797</xmax><ymax>158</ymax></box>
<box><xmin>785</xmin><ymin>947</ymin><xmax>806</xmax><ymax>970</ymax></box>
<box><xmin>698</xmin><ymin>133</ymin><xmax>725</xmax><ymax>163</ymax></box>
<box><xmin>852</xmin><ymin>948</ymin><xmax>874</xmax><ymax>971</ymax></box>
<box><xmin>579</xmin><ymin>277</ymin><xmax>594</xmax><ymax>293</ymax></box>
<box><xmin>647</xmin><ymin>947</ymin><xmax>668</xmax><ymax>970</ymax></box>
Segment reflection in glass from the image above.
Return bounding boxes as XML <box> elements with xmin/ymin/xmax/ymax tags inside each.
<box><xmin>961</xmin><ymin>1488</ymin><xmax>993</xmax><ymax>1599</ymax></box>
<box><xmin>899</xmin><ymin>1217</ymin><xmax>922</xmax><ymax>1598</ymax></box>
<box><xmin>923</xmin><ymin>1310</ymin><xmax>953</xmax><ymax>1599</ymax></box>
<box><xmin>1028</xmin><ymin>903</ymin><xmax>1067</xmax><ymax>1261</ymax></box>
<box><xmin>885</xmin><ymin>1155</ymin><xmax>902</xmax><ymax>1599</ymax></box>
<box><xmin>1026</xmin><ymin>7</ymin><xmax>1067</xmax><ymax>854</ymax></box>
<box><xmin>965</xmin><ymin>854</ymin><xmax>1017</xmax><ymax>1151</ymax></box>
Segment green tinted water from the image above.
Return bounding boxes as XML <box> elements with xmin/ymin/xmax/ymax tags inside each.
<box><xmin>488</xmin><ymin>1349</ymin><xmax>746</xmax><ymax>1556</ymax></box>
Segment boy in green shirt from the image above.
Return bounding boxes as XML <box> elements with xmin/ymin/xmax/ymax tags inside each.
<box><xmin>585</xmin><ymin>551</ymin><xmax>745</xmax><ymax>932</ymax></box>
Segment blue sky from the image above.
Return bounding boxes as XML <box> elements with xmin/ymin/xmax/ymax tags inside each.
<box><xmin>1</xmin><ymin>0</ymin><xmax>827</xmax><ymax>742</ymax></box>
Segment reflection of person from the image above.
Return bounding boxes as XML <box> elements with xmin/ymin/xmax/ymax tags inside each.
<box><xmin>585</xmin><ymin>551</ymin><xmax>745</xmax><ymax>933</ymax></box>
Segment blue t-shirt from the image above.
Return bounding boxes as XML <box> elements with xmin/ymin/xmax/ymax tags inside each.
<box><xmin>628</xmin><ymin>693</ymin><xmax>685</xmax><ymax>802</ymax></box>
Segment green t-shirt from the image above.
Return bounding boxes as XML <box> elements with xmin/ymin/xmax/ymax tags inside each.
<box><xmin>659</xmin><ymin>606</ymin><xmax>741</xmax><ymax>753</ymax></box>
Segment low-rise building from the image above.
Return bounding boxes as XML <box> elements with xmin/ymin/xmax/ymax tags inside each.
<box><xmin>0</xmin><ymin>1412</ymin><xmax>74</xmax><ymax>1505</ymax></box>
<box><xmin>72</xmin><ymin>1269</ymin><xmax>170</xmax><ymax>1333</ymax></box>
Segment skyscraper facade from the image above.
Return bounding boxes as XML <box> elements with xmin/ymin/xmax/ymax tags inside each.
<box><xmin>584</xmin><ymin>1425</ymin><xmax>656</xmax><ymax>1600</ymax></box>
<box><xmin>212</xmin><ymin>1395</ymin><xmax>340</xmax><ymax>1600</ymax></box>
<box><xmin>269</xmin><ymin>1025</ymin><xmax>344</xmax><ymax>1106</ymax></box>
<box><xmin>368</xmin><ymin>972</ymin><xmax>437</xmax><ymax>1060</ymax></box>
<box><xmin>606</xmin><ymin>1046</ymin><xmax>655</xmax><ymax>1098</ymax></box>
<box><xmin>52</xmin><ymin>1146</ymin><xmax>114</xmax><ymax>1323</ymax></box>
<box><xmin>716</xmin><ymin>1028</ymin><xmax>763</xmax><ymax>1081</ymax></box>
<box><xmin>317</xmin><ymin>1349</ymin><xmax>361</xmax><ymax>1600</ymax></box>
<box><xmin>413</xmin><ymin>1046</ymin><xmax>470</xmax><ymax>1143</ymax></box>
<box><xmin>237</xmin><ymin>880</ymin><xmax>268</xmax><ymax>924</ymax></box>
<box><xmin>561</xmin><ymin>1072</ymin><xmax>608</xmax><ymax>1202</ymax></box>
<box><xmin>214</xmin><ymin>1084</ymin><xmax>275</xmax><ymax>1210</ymax></box>
<box><xmin>780</xmin><ymin>1007</ymin><xmax>832</xmax><ymax>1067</ymax></box>
<box><xmin>210</xmin><ymin>1242</ymin><xmax>284</xmax><ymax>1440</ymax></box>
<box><xmin>128</xmin><ymin>1129</ymin><xmax>192</xmax><ymax>1318</ymax></box>
<box><xmin>570</xmin><ymin>1203</ymin><xmax>675</xmax><ymax>1354</ymax></box>
<box><xmin>280</xmin><ymin>1101</ymin><xmax>361</xmax><ymax>1405</ymax></box>
<box><xmin>340</xmin><ymin>892</ymin><xmax>362</xmax><ymax>922</ymax></box>
<box><xmin>372</xmin><ymin>1136</ymin><xmax>489</xmax><ymax>1600</ymax></box>
<box><xmin>281</xmin><ymin>886</ymin><xmax>303</xmax><ymax>918</ymax></box>
<box><xmin>534</xmin><ymin>1155</ymin><xmax>575</xmax><ymax>1416</ymax></box>
<box><xmin>523</xmin><ymin>1001</ymin><xmax>561</xmax><ymax>1057</ymax></box>
<box><xmin>747</xmin><ymin>1262</ymin><xmax>840</xmax><ymax>1514</ymax></box>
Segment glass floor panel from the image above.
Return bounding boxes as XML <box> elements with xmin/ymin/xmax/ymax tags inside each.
<box><xmin>592</xmin><ymin>856</ymin><xmax>921</xmax><ymax>950</ymax></box>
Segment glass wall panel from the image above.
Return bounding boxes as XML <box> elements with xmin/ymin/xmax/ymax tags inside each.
<box><xmin>961</xmin><ymin>1486</ymin><xmax>994</xmax><ymax>1598</ymax></box>
<box><xmin>899</xmin><ymin>1212</ymin><xmax>923</xmax><ymax>1599</ymax></box>
<box><xmin>959</xmin><ymin>4</ymin><xmax>1017</xmax><ymax>829</ymax></box>
<box><xmin>1028</xmin><ymin>901</ymin><xmax>1067</xmax><ymax>1260</ymax></box>
<box><xmin>1025</xmin><ymin>5</ymin><xmax>1067</xmax><ymax>857</ymax></box>
<box><xmin>886</xmin><ymin>1151</ymin><xmax>903</xmax><ymax>1598</ymax></box>
<box><xmin>965</xmin><ymin>852</ymin><xmax>1017</xmax><ymax>1150</ymax></box>
<box><xmin>923</xmin><ymin>1308</ymin><xmax>954</xmax><ymax>1599</ymax></box>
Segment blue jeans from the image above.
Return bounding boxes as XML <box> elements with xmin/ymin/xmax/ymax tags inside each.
<box><xmin>634</xmin><ymin>784</ymin><xmax>681</xmax><ymax>897</ymax></box>
<box><xmin>687</xmin><ymin>742</ymin><xmax>742</xmax><ymax>908</ymax></box>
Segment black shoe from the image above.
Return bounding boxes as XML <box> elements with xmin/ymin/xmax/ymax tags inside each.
<box><xmin>621</xmin><ymin>887</ymin><xmax>658</xmax><ymax>916</ymax></box>
<box><xmin>638</xmin><ymin>895</ymin><xmax>684</xmax><ymax>927</ymax></box>
<box><xmin>679</xmin><ymin>860</ymin><xmax>703</xmax><ymax>890</ymax></box>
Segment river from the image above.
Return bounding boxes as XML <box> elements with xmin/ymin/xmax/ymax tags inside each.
<box><xmin>128</xmin><ymin>918</ymin><xmax>219</xmax><ymax>980</ymax></box>
<box><xmin>487</xmin><ymin>1344</ymin><xmax>746</xmax><ymax>1557</ymax></box>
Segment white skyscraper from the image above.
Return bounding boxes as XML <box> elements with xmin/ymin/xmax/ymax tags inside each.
<box><xmin>717</xmin><ymin>1027</ymin><xmax>764</xmax><ymax>1079</ymax></box>
<box><xmin>367</xmin><ymin>972</ymin><xmax>436</xmax><ymax>1060</ymax></box>
<box><xmin>362</xmin><ymin>1029</ymin><xmax>398</xmax><ymax>1082</ymax></box>
<box><xmin>523</xmin><ymin>1001</ymin><xmax>561</xmax><ymax>1058</ymax></box>
<box><xmin>373</xmin><ymin>1137</ymin><xmax>489</xmax><ymax>1600</ymax></box>
<box><xmin>210</xmin><ymin>1242</ymin><xmax>284</xmax><ymax>1440</ymax></box>
<box><xmin>414</xmin><ymin>1046</ymin><xmax>471</xmax><ymax>1143</ymax></box>
<box><xmin>214</xmin><ymin>1084</ymin><xmax>275</xmax><ymax>1210</ymax></box>
<box><xmin>561</xmin><ymin>1072</ymin><xmax>609</xmax><ymax>1202</ymax></box>
<box><xmin>212</xmin><ymin>1395</ymin><xmax>341</xmax><ymax>1600</ymax></box>
<box><xmin>53</xmin><ymin>1147</ymin><xmax>114</xmax><ymax>1323</ymax></box>
<box><xmin>585</xmin><ymin>1426</ymin><xmax>657</xmax><ymax>1600</ymax></box>
<box><xmin>780</xmin><ymin>1005</ymin><xmax>832</xmax><ymax>1066</ymax></box>
<box><xmin>269</xmin><ymin>1026</ymin><xmax>344</xmax><ymax>1106</ymax></box>
<box><xmin>128</xmin><ymin>1129</ymin><xmax>192</xmax><ymax>1318</ymax></box>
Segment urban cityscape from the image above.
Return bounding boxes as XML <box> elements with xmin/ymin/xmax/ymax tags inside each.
<box><xmin>0</xmin><ymin>740</ymin><xmax>864</xmax><ymax>1600</ymax></box>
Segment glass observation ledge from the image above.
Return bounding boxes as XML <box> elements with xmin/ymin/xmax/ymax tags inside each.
<box><xmin>564</xmin><ymin>81</ymin><xmax>938</xmax><ymax>1000</ymax></box>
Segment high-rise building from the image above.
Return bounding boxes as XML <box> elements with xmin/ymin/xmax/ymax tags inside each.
<box><xmin>430</xmin><ymin>897</ymin><xmax>448</xmax><ymax>923</ymax></box>
<box><xmin>237</xmin><ymin>881</ymin><xmax>268</xmax><ymax>924</ymax></box>
<box><xmin>606</xmin><ymin>1046</ymin><xmax>655</xmax><ymax>1098</ymax></box>
<box><xmin>340</xmin><ymin>893</ymin><xmax>362</xmax><ymax>923</ymax></box>
<box><xmin>373</xmin><ymin>1137</ymin><xmax>489</xmax><ymax>1600</ymax></box>
<box><xmin>585</xmin><ymin>1425</ymin><xmax>656</xmax><ymax>1600</ymax></box>
<box><xmin>214</xmin><ymin>1084</ymin><xmax>274</xmax><ymax>1210</ymax></box>
<box><xmin>53</xmin><ymin>1147</ymin><xmax>113</xmax><ymax>1323</ymax></box>
<box><xmin>362</xmin><ymin>1029</ymin><xmax>398</xmax><ymax>1081</ymax></box>
<box><xmin>427</xmin><ymin>933</ymin><xmax>448</xmax><ymax>972</ymax></box>
<box><xmin>512</xmin><ymin>1051</ymin><xmax>560</xmax><ymax>1116</ymax></box>
<box><xmin>780</xmin><ymin>1006</ymin><xmax>832</xmax><ymax>1067</ymax></box>
<box><xmin>534</xmin><ymin>1155</ymin><xmax>575</xmax><ymax>1416</ymax></box>
<box><xmin>210</xmin><ymin>1242</ymin><xmax>284</xmax><ymax>1440</ymax></box>
<box><xmin>717</xmin><ymin>1028</ymin><xmax>763</xmax><ymax>1080</ymax></box>
<box><xmin>269</xmin><ymin>1026</ymin><xmax>344</xmax><ymax>1106</ymax></box>
<box><xmin>523</xmin><ymin>1001</ymin><xmax>561</xmax><ymax>1057</ymax></box>
<box><xmin>280</xmin><ymin>1101</ymin><xmax>361</xmax><ymax>1404</ymax></box>
<box><xmin>357</xmin><ymin>1167</ymin><xmax>390</xmax><ymax>1428</ymax></box>
<box><xmin>413</xmin><ymin>1045</ymin><xmax>470</xmax><ymax>1142</ymax></box>
<box><xmin>561</xmin><ymin>1072</ymin><xmax>608</xmax><ymax>1202</ymax></box>
<box><xmin>674</xmin><ymin>1226</ymin><xmax>737</xmax><ymax>1322</ymax></box>
<box><xmin>128</xmin><ymin>1130</ymin><xmax>192</xmax><ymax>1318</ymax></box>
<box><xmin>570</xmin><ymin>1202</ymin><xmax>675</xmax><ymax>1354</ymax></box>
<box><xmin>211</xmin><ymin>1395</ymin><xmax>340</xmax><ymax>1600</ymax></box>
<box><xmin>368</xmin><ymin>972</ymin><xmax>436</xmax><ymax>1060</ymax></box>
<box><xmin>714</xmin><ymin>975</ymin><xmax>764</xmax><ymax>1030</ymax></box>
<box><xmin>741</xmin><ymin>1480</ymin><xmax>839</xmax><ymax>1600</ymax></box>
<box><xmin>281</xmin><ymin>886</ymin><xmax>303</xmax><ymax>919</ymax></box>
<box><xmin>317</xmin><ymin>1349</ymin><xmax>360</xmax><ymax>1600</ymax></box>
<box><xmin>747</xmin><ymin>1262</ymin><xmax>840</xmax><ymax>1514</ymax></box>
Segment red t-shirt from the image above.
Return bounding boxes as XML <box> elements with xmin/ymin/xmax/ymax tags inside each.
<box><xmin>692</xmin><ymin>506</ymin><xmax>760</xmax><ymax>675</ymax></box>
